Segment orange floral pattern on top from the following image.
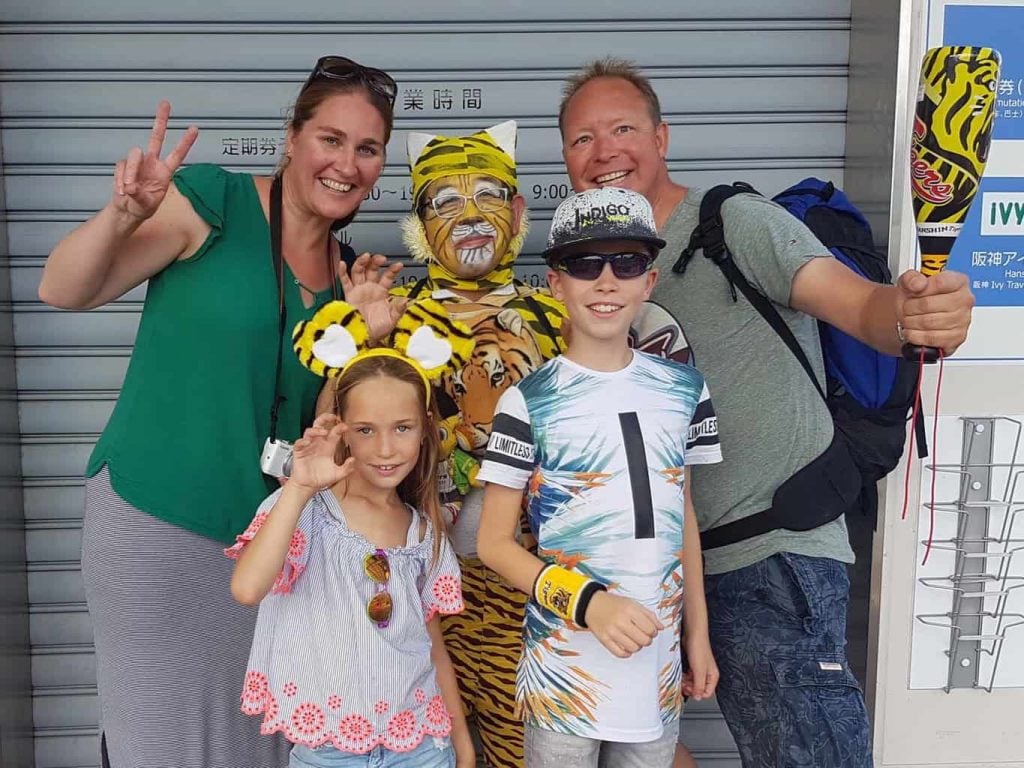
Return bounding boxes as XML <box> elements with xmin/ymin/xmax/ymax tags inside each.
<box><xmin>224</xmin><ymin>512</ymin><xmax>306</xmax><ymax>594</ymax></box>
<box><xmin>246</xmin><ymin>677</ymin><xmax>452</xmax><ymax>753</ymax></box>
<box><xmin>429</xmin><ymin>573</ymin><xmax>463</xmax><ymax>617</ymax></box>
<box><xmin>230</xmin><ymin>492</ymin><xmax>464</xmax><ymax>754</ymax></box>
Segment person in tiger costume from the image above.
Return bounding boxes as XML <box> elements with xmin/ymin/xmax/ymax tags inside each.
<box><xmin>392</xmin><ymin>120</ymin><xmax>566</xmax><ymax>768</ymax></box>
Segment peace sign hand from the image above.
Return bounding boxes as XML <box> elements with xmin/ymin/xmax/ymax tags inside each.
<box><xmin>113</xmin><ymin>100</ymin><xmax>199</xmax><ymax>223</ymax></box>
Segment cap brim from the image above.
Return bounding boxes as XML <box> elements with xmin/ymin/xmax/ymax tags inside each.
<box><xmin>543</xmin><ymin>233</ymin><xmax>666</xmax><ymax>261</ymax></box>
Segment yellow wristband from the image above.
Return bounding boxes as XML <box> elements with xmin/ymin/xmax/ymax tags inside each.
<box><xmin>533</xmin><ymin>564</ymin><xmax>604</xmax><ymax>625</ymax></box>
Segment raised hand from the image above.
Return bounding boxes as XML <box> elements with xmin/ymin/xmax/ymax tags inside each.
<box><xmin>583</xmin><ymin>591</ymin><xmax>664</xmax><ymax>659</ymax></box>
<box><xmin>289</xmin><ymin>413</ymin><xmax>355</xmax><ymax>492</ymax></box>
<box><xmin>113</xmin><ymin>100</ymin><xmax>199</xmax><ymax>222</ymax></box>
<box><xmin>340</xmin><ymin>253</ymin><xmax>408</xmax><ymax>340</ymax></box>
<box><xmin>895</xmin><ymin>268</ymin><xmax>975</xmax><ymax>355</ymax></box>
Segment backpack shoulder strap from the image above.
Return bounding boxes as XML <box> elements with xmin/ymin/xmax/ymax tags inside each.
<box><xmin>679</xmin><ymin>182</ymin><xmax>827</xmax><ymax>402</ymax></box>
<box><xmin>718</xmin><ymin>255</ymin><xmax>827</xmax><ymax>402</ymax></box>
<box><xmin>672</xmin><ymin>183</ymin><xmax>753</xmax><ymax>278</ymax></box>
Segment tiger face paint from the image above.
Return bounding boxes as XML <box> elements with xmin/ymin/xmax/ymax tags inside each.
<box><xmin>420</xmin><ymin>173</ymin><xmax>525</xmax><ymax>280</ymax></box>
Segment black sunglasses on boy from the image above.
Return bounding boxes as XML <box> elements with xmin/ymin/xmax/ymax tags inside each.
<box><xmin>552</xmin><ymin>251</ymin><xmax>656</xmax><ymax>280</ymax></box>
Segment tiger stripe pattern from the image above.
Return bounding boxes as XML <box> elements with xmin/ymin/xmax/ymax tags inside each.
<box><xmin>292</xmin><ymin>297</ymin><xmax>474</xmax><ymax>381</ymax></box>
<box><xmin>441</xmin><ymin>557</ymin><xmax>528</xmax><ymax>768</ymax></box>
<box><xmin>911</xmin><ymin>45</ymin><xmax>1000</xmax><ymax>275</ymax></box>
<box><xmin>446</xmin><ymin>307</ymin><xmax>544</xmax><ymax>454</ymax></box>
<box><xmin>392</xmin><ymin>281</ymin><xmax>564</xmax><ymax>767</ymax></box>
<box><xmin>391</xmin><ymin>297</ymin><xmax>476</xmax><ymax>379</ymax></box>
<box><xmin>411</xmin><ymin>129</ymin><xmax>518</xmax><ymax>207</ymax></box>
<box><xmin>291</xmin><ymin>301</ymin><xmax>369</xmax><ymax>378</ymax></box>
<box><xmin>390</xmin><ymin>284</ymin><xmax>566</xmax><ymax>362</ymax></box>
<box><xmin>511</xmin><ymin>291</ymin><xmax>567</xmax><ymax>361</ymax></box>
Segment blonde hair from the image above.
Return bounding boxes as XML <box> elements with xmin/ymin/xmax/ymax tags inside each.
<box><xmin>331</xmin><ymin>355</ymin><xmax>444</xmax><ymax>565</ymax></box>
<box><xmin>558</xmin><ymin>58</ymin><xmax>663</xmax><ymax>136</ymax></box>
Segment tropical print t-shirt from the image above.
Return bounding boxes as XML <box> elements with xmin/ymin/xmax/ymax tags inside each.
<box><xmin>477</xmin><ymin>352</ymin><xmax>722</xmax><ymax>742</ymax></box>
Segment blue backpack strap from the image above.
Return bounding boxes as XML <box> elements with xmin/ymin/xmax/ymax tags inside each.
<box><xmin>712</xmin><ymin>250</ymin><xmax>828</xmax><ymax>403</ymax></box>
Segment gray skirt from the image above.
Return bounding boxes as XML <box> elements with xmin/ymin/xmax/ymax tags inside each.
<box><xmin>82</xmin><ymin>466</ymin><xmax>291</xmax><ymax>768</ymax></box>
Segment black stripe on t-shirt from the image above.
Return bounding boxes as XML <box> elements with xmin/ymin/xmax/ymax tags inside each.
<box><xmin>688</xmin><ymin>432</ymin><xmax>720</xmax><ymax>449</ymax></box>
<box><xmin>619</xmin><ymin>412</ymin><xmax>655</xmax><ymax>540</ymax></box>
<box><xmin>492</xmin><ymin>412</ymin><xmax>532</xmax><ymax>444</ymax></box>
<box><xmin>484</xmin><ymin>413</ymin><xmax>535</xmax><ymax>472</ymax></box>
<box><xmin>690</xmin><ymin>397</ymin><xmax>717</xmax><ymax>425</ymax></box>
<box><xmin>687</xmin><ymin>398</ymin><xmax>719</xmax><ymax>449</ymax></box>
<box><xmin>687</xmin><ymin>417</ymin><xmax>720</xmax><ymax>447</ymax></box>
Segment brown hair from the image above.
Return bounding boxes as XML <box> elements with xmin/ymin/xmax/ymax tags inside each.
<box><xmin>281</xmin><ymin>74</ymin><xmax>395</xmax><ymax>228</ymax></box>
<box><xmin>558</xmin><ymin>58</ymin><xmax>662</xmax><ymax>137</ymax></box>
<box><xmin>331</xmin><ymin>355</ymin><xmax>444</xmax><ymax>565</ymax></box>
<box><xmin>289</xmin><ymin>77</ymin><xmax>395</xmax><ymax>144</ymax></box>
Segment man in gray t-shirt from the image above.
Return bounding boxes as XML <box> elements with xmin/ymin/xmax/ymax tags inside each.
<box><xmin>555</xmin><ymin>60</ymin><xmax>976</xmax><ymax>768</ymax></box>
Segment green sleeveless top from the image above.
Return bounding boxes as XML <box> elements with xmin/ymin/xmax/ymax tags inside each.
<box><xmin>87</xmin><ymin>164</ymin><xmax>339</xmax><ymax>543</ymax></box>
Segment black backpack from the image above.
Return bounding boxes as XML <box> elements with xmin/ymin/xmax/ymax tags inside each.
<box><xmin>676</xmin><ymin>179</ymin><xmax>927</xmax><ymax>550</ymax></box>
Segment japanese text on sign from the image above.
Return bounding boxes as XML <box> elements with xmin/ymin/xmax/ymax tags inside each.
<box><xmin>398</xmin><ymin>86</ymin><xmax>484</xmax><ymax>112</ymax></box>
<box><xmin>222</xmin><ymin>137</ymin><xmax>282</xmax><ymax>156</ymax></box>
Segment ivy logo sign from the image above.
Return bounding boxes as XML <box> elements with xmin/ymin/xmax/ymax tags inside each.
<box><xmin>982</xmin><ymin>192</ymin><xmax>1024</xmax><ymax>235</ymax></box>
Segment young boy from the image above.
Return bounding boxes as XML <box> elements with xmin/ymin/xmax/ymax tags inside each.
<box><xmin>476</xmin><ymin>187</ymin><xmax>721</xmax><ymax>768</ymax></box>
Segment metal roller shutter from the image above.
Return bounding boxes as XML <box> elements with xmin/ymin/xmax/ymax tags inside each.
<box><xmin>0</xmin><ymin>122</ymin><xmax>35</xmax><ymax>768</ymax></box>
<box><xmin>0</xmin><ymin>2</ymin><xmax>852</xmax><ymax>765</ymax></box>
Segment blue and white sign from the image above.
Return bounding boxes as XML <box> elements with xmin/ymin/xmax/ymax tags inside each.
<box><xmin>948</xmin><ymin>179</ymin><xmax>1024</xmax><ymax>306</ymax></box>
<box><xmin>926</xmin><ymin>1</ymin><xmax>1024</xmax><ymax>325</ymax></box>
<box><xmin>945</xmin><ymin>4</ymin><xmax>1024</xmax><ymax>141</ymax></box>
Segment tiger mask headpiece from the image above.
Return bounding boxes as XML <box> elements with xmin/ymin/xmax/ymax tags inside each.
<box><xmin>401</xmin><ymin>120</ymin><xmax>529</xmax><ymax>291</ymax></box>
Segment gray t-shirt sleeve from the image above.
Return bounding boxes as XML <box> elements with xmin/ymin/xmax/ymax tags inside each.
<box><xmin>720</xmin><ymin>193</ymin><xmax>831</xmax><ymax>307</ymax></box>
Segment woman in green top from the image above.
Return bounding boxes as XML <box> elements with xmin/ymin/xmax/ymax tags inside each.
<box><xmin>39</xmin><ymin>57</ymin><xmax>404</xmax><ymax>768</ymax></box>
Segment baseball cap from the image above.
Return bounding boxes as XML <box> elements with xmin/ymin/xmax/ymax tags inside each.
<box><xmin>543</xmin><ymin>187</ymin><xmax>666</xmax><ymax>262</ymax></box>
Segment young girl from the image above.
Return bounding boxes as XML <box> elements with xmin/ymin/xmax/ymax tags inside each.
<box><xmin>227</xmin><ymin>300</ymin><xmax>476</xmax><ymax>768</ymax></box>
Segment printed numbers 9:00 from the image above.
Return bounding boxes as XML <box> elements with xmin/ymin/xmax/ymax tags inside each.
<box><xmin>532</xmin><ymin>183</ymin><xmax>570</xmax><ymax>200</ymax></box>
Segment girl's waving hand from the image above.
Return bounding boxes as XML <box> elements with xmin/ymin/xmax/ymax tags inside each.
<box><xmin>289</xmin><ymin>414</ymin><xmax>355</xmax><ymax>492</ymax></box>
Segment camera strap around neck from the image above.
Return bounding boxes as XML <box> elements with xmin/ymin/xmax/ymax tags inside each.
<box><xmin>268</xmin><ymin>174</ymin><xmax>339</xmax><ymax>441</ymax></box>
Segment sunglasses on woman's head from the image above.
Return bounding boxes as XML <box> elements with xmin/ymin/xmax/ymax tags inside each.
<box><xmin>364</xmin><ymin>549</ymin><xmax>393</xmax><ymax>628</ymax></box>
<box><xmin>303</xmin><ymin>56</ymin><xmax>398</xmax><ymax>107</ymax></box>
<box><xmin>553</xmin><ymin>251</ymin><xmax>656</xmax><ymax>280</ymax></box>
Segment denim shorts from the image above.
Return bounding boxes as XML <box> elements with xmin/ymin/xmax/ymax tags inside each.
<box><xmin>523</xmin><ymin>721</ymin><xmax>679</xmax><ymax>768</ymax></box>
<box><xmin>289</xmin><ymin>737</ymin><xmax>454</xmax><ymax>768</ymax></box>
<box><xmin>705</xmin><ymin>553</ymin><xmax>873</xmax><ymax>767</ymax></box>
